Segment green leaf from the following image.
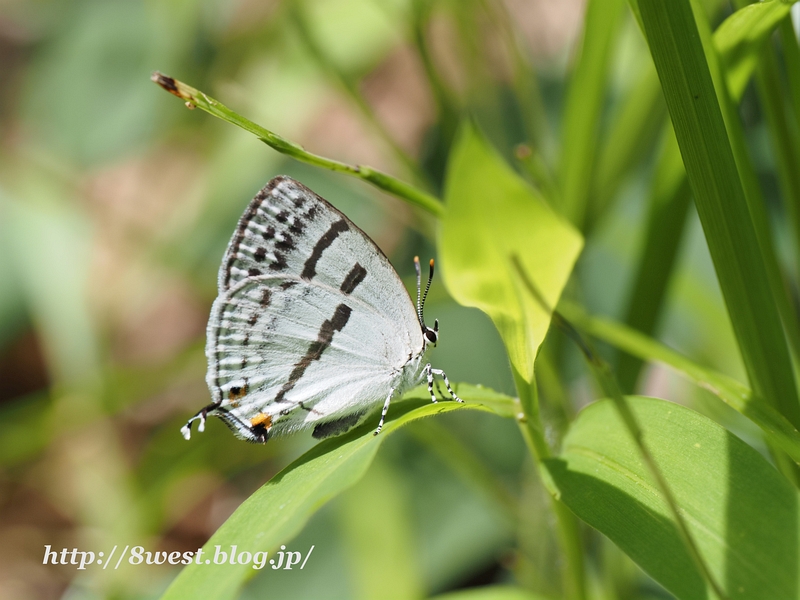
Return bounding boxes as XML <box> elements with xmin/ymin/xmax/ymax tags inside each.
<box><xmin>160</xmin><ymin>384</ymin><xmax>515</xmax><ymax>600</ymax></box>
<box><xmin>439</xmin><ymin>123</ymin><xmax>583</xmax><ymax>382</ymax></box>
<box><xmin>432</xmin><ymin>586</ymin><xmax>549</xmax><ymax>600</ymax></box>
<box><xmin>545</xmin><ymin>397</ymin><xmax>800</xmax><ymax>600</ymax></box>
<box><xmin>638</xmin><ymin>0</ymin><xmax>800</xmax><ymax>426</ymax></box>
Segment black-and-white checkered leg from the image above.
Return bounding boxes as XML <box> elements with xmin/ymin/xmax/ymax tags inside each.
<box><xmin>425</xmin><ymin>363</ymin><xmax>438</xmax><ymax>403</ymax></box>
<box><xmin>423</xmin><ymin>364</ymin><xmax>463</xmax><ymax>404</ymax></box>
<box><xmin>431</xmin><ymin>368</ymin><xmax>463</xmax><ymax>402</ymax></box>
<box><xmin>373</xmin><ymin>387</ymin><xmax>395</xmax><ymax>436</ymax></box>
<box><xmin>434</xmin><ymin>379</ymin><xmax>448</xmax><ymax>401</ymax></box>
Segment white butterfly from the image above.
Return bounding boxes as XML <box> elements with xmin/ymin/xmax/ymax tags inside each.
<box><xmin>181</xmin><ymin>176</ymin><xmax>462</xmax><ymax>443</ymax></box>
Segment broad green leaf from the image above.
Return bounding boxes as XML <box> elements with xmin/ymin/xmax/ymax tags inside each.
<box><xmin>638</xmin><ymin>0</ymin><xmax>800</xmax><ymax>426</ymax></box>
<box><xmin>545</xmin><ymin>397</ymin><xmax>800</xmax><ymax>600</ymax></box>
<box><xmin>439</xmin><ymin>124</ymin><xmax>583</xmax><ymax>382</ymax></box>
<box><xmin>160</xmin><ymin>384</ymin><xmax>515</xmax><ymax>600</ymax></box>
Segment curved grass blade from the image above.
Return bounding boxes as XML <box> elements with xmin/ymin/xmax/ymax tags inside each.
<box><xmin>150</xmin><ymin>72</ymin><xmax>443</xmax><ymax>217</ymax></box>
<box><xmin>561</xmin><ymin>301</ymin><xmax>800</xmax><ymax>466</ymax></box>
<box><xmin>432</xmin><ymin>586</ymin><xmax>550</xmax><ymax>600</ymax></box>
<box><xmin>716</xmin><ymin>0</ymin><xmax>796</xmax><ymax>100</ymax></box>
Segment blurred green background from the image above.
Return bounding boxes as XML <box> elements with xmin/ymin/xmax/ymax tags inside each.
<box><xmin>0</xmin><ymin>0</ymin><xmax>790</xmax><ymax>598</ymax></box>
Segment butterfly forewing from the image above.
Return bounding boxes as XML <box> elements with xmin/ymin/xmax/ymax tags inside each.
<box><xmin>205</xmin><ymin>176</ymin><xmax>424</xmax><ymax>438</ymax></box>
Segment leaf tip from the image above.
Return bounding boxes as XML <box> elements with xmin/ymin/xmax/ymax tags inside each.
<box><xmin>151</xmin><ymin>71</ymin><xmax>190</xmax><ymax>101</ymax></box>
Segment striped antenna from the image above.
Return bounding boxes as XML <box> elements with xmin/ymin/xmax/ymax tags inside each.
<box><xmin>414</xmin><ymin>256</ymin><xmax>424</xmax><ymax>327</ymax></box>
<box><xmin>421</xmin><ymin>259</ymin><xmax>434</xmax><ymax>321</ymax></box>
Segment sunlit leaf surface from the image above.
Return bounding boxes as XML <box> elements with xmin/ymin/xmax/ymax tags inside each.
<box><xmin>439</xmin><ymin>124</ymin><xmax>583</xmax><ymax>382</ymax></box>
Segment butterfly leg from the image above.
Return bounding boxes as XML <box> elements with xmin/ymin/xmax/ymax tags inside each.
<box><xmin>431</xmin><ymin>368</ymin><xmax>463</xmax><ymax>403</ymax></box>
<box><xmin>425</xmin><ymin>363</ymin><xmax>438</xmax><ymax>403</ymax></box>
<box><xmin>434</xmin><ymin>379</ymin><xmax>448</xmax><ymax>402</ymax></box>
<box><xmin>373</xmin><ymin>387</ymin><xmax>395</xmax><ymax>436</ymax></box>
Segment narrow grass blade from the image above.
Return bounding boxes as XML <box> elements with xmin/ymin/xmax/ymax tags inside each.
<box><xmin>590</xmin><ymin>63</ymin><xmax>667</xmax><ymax>228</ymax></box>
<box><xmin>558</xmin><ymin>0</ymin><xmax>627</xmax><ymax>228</ymax></box>
<box><xmin>619</xmin><ymin>0</ymin><xmax>800</xmax><ymax>390</ymax></box>
<box><xmin>740</xmin><ymin>6</ymin><xmax>800</xmax><ymax>273</ymax></box>
<box><xmin>706</xmin><ymin>1</ymin><xmax>800</xmax><ymax>366</ymax></box>
<box><xmin>637</xmin><ymin>0</ymin><xmax>800</xmax><ymax>426</ymax></box>
<box><xmin>563</xmin><ymin>301</ymin><xmax>800</xmax><ymax>466</ymax></box>
<box><xmin>616</xmin><ymin>131</ymin><xmax>691</xmax><ymax>392</ymax></box>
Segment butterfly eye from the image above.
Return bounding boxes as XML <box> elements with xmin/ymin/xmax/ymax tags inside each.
<box><xmin>425</xmin><ymin>328</ymin><xmax>438</xmax><ymax>344</ymax></box>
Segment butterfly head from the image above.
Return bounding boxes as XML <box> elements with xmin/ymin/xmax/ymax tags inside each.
<box><xmin>415</xmin><ymin>256</ymin><xmax>439</xmax><ymax>348</ymax></box>
<box><xmin>424</xmin><ymin>319</ymin><xmax>439</xmax><ymax>346</ymax></box>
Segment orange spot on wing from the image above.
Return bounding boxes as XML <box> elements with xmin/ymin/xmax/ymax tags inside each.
<box><xmin>250</xmin><ymin>413</ymin><xmax>272</xmax><ymax>429</ymax></box>
<box><xmin>228</xmin><ymin>383</ymin><xmax>249</xmax><ymax>401</ymax></box>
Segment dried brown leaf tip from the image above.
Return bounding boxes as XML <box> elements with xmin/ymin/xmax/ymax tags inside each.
<box><xmin>151</xmin><ymin>71</ymin><xmax>189</xmax><ymax>100</ymax></box>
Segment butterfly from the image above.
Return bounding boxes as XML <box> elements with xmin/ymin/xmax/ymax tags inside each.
<box><xmin>181</xmin><ymin>176</ymin><xmax>462</xmax><ymax>443</ymax></box>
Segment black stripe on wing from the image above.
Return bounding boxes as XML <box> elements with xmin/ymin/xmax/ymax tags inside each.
<box><xmin>275</xmin><ymin>302</ymin><xmax>352</xmax><ymax>406</ymax></box>
<box><xmin>208</xmin><ymin>258</ymin><xmax>373</xmax><ymax>412</ymax></box>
